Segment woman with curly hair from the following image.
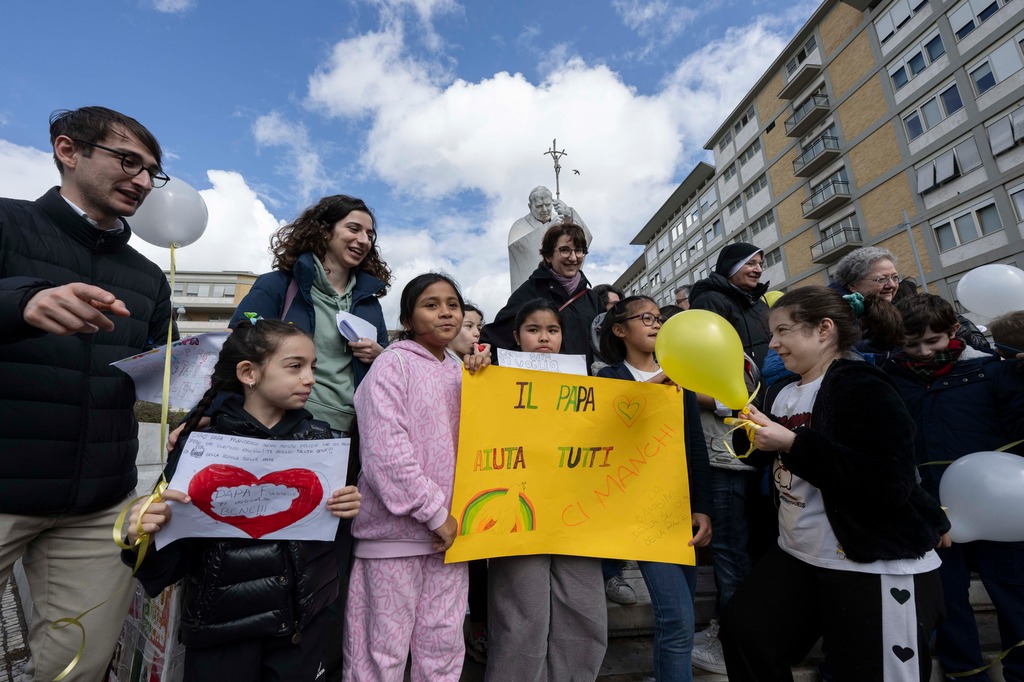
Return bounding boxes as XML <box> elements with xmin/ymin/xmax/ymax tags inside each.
<box><xmin>229</xmin><ymin>195</ymin><xmax>392</xmax><ymax>677</ymax></box>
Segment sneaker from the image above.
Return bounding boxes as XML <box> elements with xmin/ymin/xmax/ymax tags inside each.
<box><xmin>465</xmin><ymin>632</ymin><xmax>487</xmax><ymax>664</ymax></box>
<box><xmin>692</xmin><ymin>618</ymin><xmax>718</xmax><ymax>648</ymax></box>
<box><xmin>690</xmin><ymin>623</ymin><xmax>727</xmax><ymax>675</ymax></box>
<box><xmin>605</xmin><ymin>575</ymin><xmax>637</xmax><ymax>605</ymax></box>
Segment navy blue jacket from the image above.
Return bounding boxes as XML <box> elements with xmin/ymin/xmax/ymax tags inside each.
<box><xmin>884</xmin><ymin>350</ymin><xmax>1024</xmax><ymax>501</ymax></box>
<box><xmin>597</xmin><ymin>363</ymin><xmax>713</xmax><ymax>519</ymax></box>
<box><xmin>229</xmin><ymin>252</ymin><xmax>388</xmax><ymax>387</ymax></box>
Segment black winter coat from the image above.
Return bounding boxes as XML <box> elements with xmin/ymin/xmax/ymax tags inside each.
<box><xmin>128</xmin><ymin>396</ymin><xmax>340</xmax><ymax>648</ymax></box>
<box><xmin>0</xmin><ymin>188</ymin><xmax>173</xmax><ymax>514</ymax></box>
<box><xmin>481</xmin><ymin>266</ymin><xmax>602</xmax><ymax>370</ymax></box>
<box><xmin>689</xmin><ymin>273</ymin><xmax>770</xmax><ymax>371</ymax></box>
<box><xmin>737</xmin><ymin>358</ymin><xmax>949</xmax><ymax>563</ymax></box>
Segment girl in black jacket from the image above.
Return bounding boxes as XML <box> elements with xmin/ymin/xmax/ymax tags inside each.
<box><xmin>721</xmin><ymin>286</ymin><xmax>949</xmax><ymax>682</ymax></box>
<box><xmin>124</xmin><ymin>320</ymin><xmax>361</xmax><ymax>680</ymax></box>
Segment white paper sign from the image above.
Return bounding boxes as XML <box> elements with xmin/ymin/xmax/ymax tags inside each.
<box><xmin>336</xmin><ymin>311</ymin><xmax>377</xmax><ymax>343</ymax></box>
<box><xmin>111</xmin><ymin>332</ymin><xmax>228</xmax><ymax>409</ymax></box>
<box><xmin>155</xmin><ymin>432</ymin><xmax>349</xmax><ymax>548</ymax></box>
<box><xmin>496</xmin><ymin>349</ymin><xmax>588</xmax><ymax>376</ymax></box>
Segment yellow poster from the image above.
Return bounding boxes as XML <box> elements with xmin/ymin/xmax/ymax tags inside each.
<box><xmin>446</xmin><ymin>365</ymin><xmax>694</xmax><ymax>565</ymax></box>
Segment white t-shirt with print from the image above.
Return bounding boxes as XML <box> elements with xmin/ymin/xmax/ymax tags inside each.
<box><xmin>771</xmin><ymin>377</ymin><xmax>940</xmax><ymax>575</ymax></box>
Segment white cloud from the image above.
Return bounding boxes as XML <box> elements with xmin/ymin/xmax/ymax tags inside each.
<box><xmin>0</xmin><ymin>140</ymin><xmax>59</xmax><ymax>200</ymax></box>
<box><xmin>301</xmin><ymin>11</ymin><xmax>805</xmax><ymax>320</ymax></box>
<box><xmin>252</xmin><ymin>112</ymin><xmax>330</xmax><ymax>206</ymax></box>
<box><xmin>613</xmin><ymin>0</ymin><xmax>701</xmax><ymax>54</ymax></box>
<box><xmin>152</xmin><ymin>0</ymin><xmax>196</xmax><ymax>13</ymax></box>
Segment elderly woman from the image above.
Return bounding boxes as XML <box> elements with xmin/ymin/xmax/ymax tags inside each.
<box><xmin>482</xmin><ymin>222</ymin><xmax>602</xmax><ymax>367</ymax></box>
<box><xmin>830</xmin><ymin>246</ymin><xmax>900</xmax><ymax>301</ymax></box>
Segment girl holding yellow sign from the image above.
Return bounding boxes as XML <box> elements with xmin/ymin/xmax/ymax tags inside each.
<box><xmin>597</xmin><ymin>296</ymin><xmax>713</xmax><ymax>682</ymax></box>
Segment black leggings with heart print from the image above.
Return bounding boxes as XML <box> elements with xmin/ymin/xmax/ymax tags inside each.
<box><xmin>719</xmin><ymin>545</ymin><xmax>944</xmax><ymax>682</ymax></box>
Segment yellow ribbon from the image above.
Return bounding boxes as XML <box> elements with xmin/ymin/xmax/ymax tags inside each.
<box><xmin>946</xmin><ymin>639</ymin><xmax>1024</xmax><ymax>677</ymax></box>
<box><xmin>52</xmin><ymin>246</ymin><xmax>178</xmax><ymax>681</ymax></box>
<box><xmin>918</xmin><ymin>438</ymin><xmax>1024</xmax><ymax>469</ymax></box>
<box><xmin>720</xmin><ymin>384</ymin><xmax>762</xmax><ymax>460</ymax></box>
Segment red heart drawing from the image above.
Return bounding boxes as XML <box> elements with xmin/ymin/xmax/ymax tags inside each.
<box><xmin>188</xmin><ymin>464</ymin><xmax>324</xmax><ymax>539</ymax></box>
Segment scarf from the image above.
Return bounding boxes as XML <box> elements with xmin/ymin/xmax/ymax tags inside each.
<box><xmin>549</xmin><ymin>268</ymin><xmax>582</xmax><ymax>297</ymax></box>
<box><xmin>894</xmin><ymin>337</ymin><xmax>966</xmax><ymax>383</ymax></box>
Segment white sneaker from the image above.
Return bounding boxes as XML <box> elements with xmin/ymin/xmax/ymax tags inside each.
<box><xmin>690</xmin><ymin>623</ymin><xmax>727</xmax><ymax>675</ymax></box>
<box><xmin>605</xmin><ymin>575</ymin><xmax>638</xmax><ymax>605</ymax></box>
<box><xmin>692</xmin><ymin>618</ymin><xmax>718</xmax><ymax>648</ymax></box>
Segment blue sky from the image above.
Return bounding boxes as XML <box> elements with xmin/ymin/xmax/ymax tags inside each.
<box><xmin>1</xmin><ymin>0</ymin><xmax>816</xmax><ymax>322</ymax></box>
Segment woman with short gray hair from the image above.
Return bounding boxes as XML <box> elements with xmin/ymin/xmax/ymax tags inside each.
<box><xmin>831</xmin><ymin>247</ymin><xmax>900</xmax><ymax>302</ymax></box>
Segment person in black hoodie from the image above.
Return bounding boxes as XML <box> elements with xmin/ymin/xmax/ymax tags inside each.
<box><xmin>0</xmin><ymin>106</ymin><xmax>174</xmax><ymax>681</ymax></box>
<box><xmin>124</xmin><ymin>320</ymin><xmax>361</xmax><ymax>680</ymax></box>
<box><xmin>689</xmin><ymin>243</ymin><xmax>771</xmax><ymax>373</ymax></box>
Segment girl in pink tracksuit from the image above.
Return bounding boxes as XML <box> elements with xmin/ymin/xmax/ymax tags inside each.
<box><xmin>343</xmin><ymin>273</ymin><xmax>488</xmax><ymax>682</ymax></box>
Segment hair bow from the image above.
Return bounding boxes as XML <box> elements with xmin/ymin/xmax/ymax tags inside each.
<box><xmin>242</xmin><ymin>312</ymin><xmax>263</xmax><ymax>325</ymax></box>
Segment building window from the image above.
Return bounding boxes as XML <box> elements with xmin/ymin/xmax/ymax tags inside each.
<box><xmin>718</xmin><ymin>131</ymin><xmax>733</xmax><ymax>151</ymax></box>
<box><xmin>811</xmin><ymin>167</ymin><xmax>849</xmax><ymax>196</ymax></box>
<box><xmin>172</xmin><ymin>283</ymin><xmax>184</xmax><ymax>296</ymax></box>
<box><xmin>673</xmin><ymin>251</ymin><xmax>686</xmax><ymax>270</ymax></box>
<box><xmin>732</xmin><ymin>228</ymin><xmax>751</xmax><ymax>244</ymax></box>
<box><xmin>764</xmin><ymin>248</ymin><xmax>783</xmax><ymax>268</ymax></box>
<box><xmin>875</xmin><ymin>0</ymin><xmax>930</xmax><ymax>46</ymax></box>
<box><xmin>916</xmin><ymin>137</ymin><xmax>983</xmax><ymax>194</ymax></box>
<box><xmin>968</xmin><ymin>37</ymin><xmax>1024</xmax><ymax>97</ymax></box>
<box><xmin>738</xmin><ymin>138</ymin><xmax>762</xmax><ymax>165</ymax></box>
<box><xmin>902</xmin><ymin>82</ymin><xmax>963</xmax><ymax>141</ymax></box>
<box><xmin>786</xmin><ymin>35</ymin><xmax>818</xmax><ymax>74</ymax></box>
<box><xmin>744</xmin><ymin>174</ymin><xmax>769</xmax><ymax>200</ymax></box>
<box><xmin>687</xmin><ymin>235</ymin><xmax>704</xmax><ymax>257</ymax></box>
<box><xmin>932</xmin><ymin>200</ymin><xmax>1003</xmax><ymax>251</ymax></box>
<box><xmin>987</xmin><ymin>108</ymin><xmax>1024</xmax><ymax>155</ymax></box>
<box><xmin>888</xmin><ymin>31</ymin><xmax>945</xmax><ymax>91</ymax></box>
<box><xmin>645</xmin><ymin>245</ymin><xmax>658</xmax><ymax>267</ymax></box>
<box><xmin>700</xmin><ymin>187</ymin><xmax>718</xmax><ymax>214</ymax></box>
<box><xmin>750</xmin><ymin>211</ymin><xmax>776</xmax><ymax>235</ymax></box>
<box><xmin>734</xmin><ymin>105</ymin><xmax>755</xmax><ymax>134</ymax></box>
<box><xmin>728</xmin><ymin>196</ymin><xmax>743</xmax><ymax>215</ymax></box>
<box><xmin>948</xmin><ymin>0</ymin><xmax>1012</xmax><ymax>41</ymax></box>
<box><xmin>660</xmin><ymin>260</ymin><xmax>673</xmax><ymax>283</ymax></box>
<box><xmin>671</xmin><ymin>219</ymin><xmax>685</xmax><ymax>240</ymax></box>
<box><xmin>723</xmin><ymin>163</ymin><xmax>737</xmax><ymax>181</ymax></box>
<box><xmin>704</xmin><ymin>218</ymin><xmax>724</xmax><ymax>242</ymax></box>
<box><xmin>1010</xmin><ymin>184</ymin><xmax>1024</xmax><ymax>221</ymax></box>
<box><xmin>186</xmin><ymin>283</ymin><xmax>200</xmax><ymax>296</ymax></box>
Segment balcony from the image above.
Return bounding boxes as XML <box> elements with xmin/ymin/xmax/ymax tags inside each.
<box><xmin>802</xmin><ymin>180</ymin><xmax>851</xmax><ymax>219</ymax></box>
<box><xmin>779</xmin><ymin>61</ymin><xmax>823</xmax><ymax>100</ymax></box>
<box><xmin>793</xmin><ymin>135</ymin><xmax>841</xmax><ymax>177</ymax></box>
<box><xmin>810</xmin><ymin>226</ymin><xmax>863</xmax><ymax>263</ymax></box>
<box><xmin>785</xmin><ymin>94</ymin><xmax>830</xmax><ymax>137</ymax></box>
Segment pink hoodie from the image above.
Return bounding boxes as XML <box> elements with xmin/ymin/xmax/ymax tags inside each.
<box><xmin>351</xmin><ymin>340</ymin><xmax>462</xmax><ymax>558</ymax></box>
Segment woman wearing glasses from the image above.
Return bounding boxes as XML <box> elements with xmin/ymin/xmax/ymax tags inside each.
<box><xmin>831</xmin><ymin>246</ymin><xmax>901</xmax><ymax>302</ymax></box>
<box><xmin>481</xmin><ymin>222</ymin><xmax>602</xmax><ymax>369</ymax></box>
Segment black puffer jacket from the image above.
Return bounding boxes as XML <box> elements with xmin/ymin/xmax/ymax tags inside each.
<box><xmin>689</xmin><ymin>273</ymin><xmax>770</xmax><ymax>371</ymax></box>
<box><xmin>0</xmin><ymin>188</ymin><xmax>173</xmax><ymax>514</ymax></box>
<box><xmin>128</xmin><ymin>395</ymin><xmax>340</xmax><ymax>648</ymax></box>
<box><xmin>481</xmin><ymin>266</ymin><xmax>602</xmax><ymax>370</ymax></box>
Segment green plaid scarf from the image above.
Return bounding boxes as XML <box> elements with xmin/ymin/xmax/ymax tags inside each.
<box><xmin>894</xmin><ymin>337</ymin><xmax>966</xmax><ymax>383</ymax></box>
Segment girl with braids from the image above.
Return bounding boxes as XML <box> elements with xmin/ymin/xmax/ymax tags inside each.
<box><xmin>720</xmin><ymin>286</ymin><xmax>949</xmax><ymax>682</ymax></box>
<box><xmin>124</xmin><ymin>319</ymin><xmax>361</xmax><ymax>680</ymax></box>
<box><xmin>597</xmin><ymin>295</ymin><xmax>713</xmax><ymax>682</ymax></box>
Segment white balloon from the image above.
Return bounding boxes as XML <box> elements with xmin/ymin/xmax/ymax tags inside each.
<box><xmin>955</xmin><ymin>264</ymin><xmax>1024</xmax><ymax>318</ymax></box>
<box><xmin>129</xmin><ymin>177</ymin><xmax>209</xmax><ymax>248</ymax></box>
<box><xmin>939</xmin><ymin>451</ymin><xmax>1024</xmax><ymax>543</ymax></box>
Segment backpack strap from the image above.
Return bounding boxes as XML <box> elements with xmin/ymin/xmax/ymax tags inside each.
<box><xmin>559</xmin><ymin>288</ymin><xmax>588</xmax><ymax>312</ymax></box>
<box><xmin>281</xmin><ymin>278</ymin><xmax>299</xmax><ymax>319</ymax></box>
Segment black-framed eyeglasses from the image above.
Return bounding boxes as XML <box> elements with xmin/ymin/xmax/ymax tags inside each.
<box><xmin>624</xmin><ymin>312</ymin><xmax>667</xmax><ymax>327</ymax></box>
<box><xmin>73</xmin><ymin>139</ymin><xmax>170</xmax><ymax>188</ymax></box>
<box><xmin>556</xmin><ymin>246</ymin><xmax>588</xmax><ymax>257</ymax></box>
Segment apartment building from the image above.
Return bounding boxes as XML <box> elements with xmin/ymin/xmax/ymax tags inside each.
<box><xmin>166</xmin><ymin>270</ymin><xmax>258</xmax><ymax>337</ymax></box>
<box><xmin>617</xmin><ymin>0</ymin><xmax>1024</xmax><ymax>319</ymax></box>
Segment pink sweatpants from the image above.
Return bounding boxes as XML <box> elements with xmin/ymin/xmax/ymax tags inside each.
<box><xmin>343</xmin><ymin>553</ymin><xmax>468</xmax><ymax>682</ymax></box>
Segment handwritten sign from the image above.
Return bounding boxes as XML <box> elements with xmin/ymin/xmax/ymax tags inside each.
<box><xmin>496</xmin><ymin>348</ymin><xmax>587</xmax><ymax>376</ymax></box>
<box><xmin>156</xmin><ymin>432</ymin><xmax>349</xmax><ymax>548</ymax></box>
<box><xmin>112</xmin><ymin>332</ymin><xmax>228</xmax><ymax>409</ymax></box>
<box><xmin>447</xmin><ymin>366</ymin><xmax>693</xmax><ymax>565</ymax></box>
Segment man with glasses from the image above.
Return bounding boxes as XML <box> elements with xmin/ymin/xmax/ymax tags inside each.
<box><xmin>0</xmin><ymin>106</ymin><xmax>174</xmax><ymax>680</ymax></box>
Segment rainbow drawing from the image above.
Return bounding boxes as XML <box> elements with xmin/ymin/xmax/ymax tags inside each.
<box><xmin>460</xmin><ymin>487</ymin><xmax>536</xmax><ymax>535</ymax></box>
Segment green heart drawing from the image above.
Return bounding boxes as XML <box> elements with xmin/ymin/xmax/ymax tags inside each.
<box><xmin>615</xmin><ymin>396</ymin><xmax>647</xmax><ymax>427</ymax></box>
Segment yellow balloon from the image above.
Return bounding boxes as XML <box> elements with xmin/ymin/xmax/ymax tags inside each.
<box><xmin>654</xmin><ymin>310</ymin><xmax>748</xmax><ymax>409</ymax></box>
<box><xmin>763</xmin><ymin>290</ymin><xmax>784</xmax><ymax>307</ymax></box>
